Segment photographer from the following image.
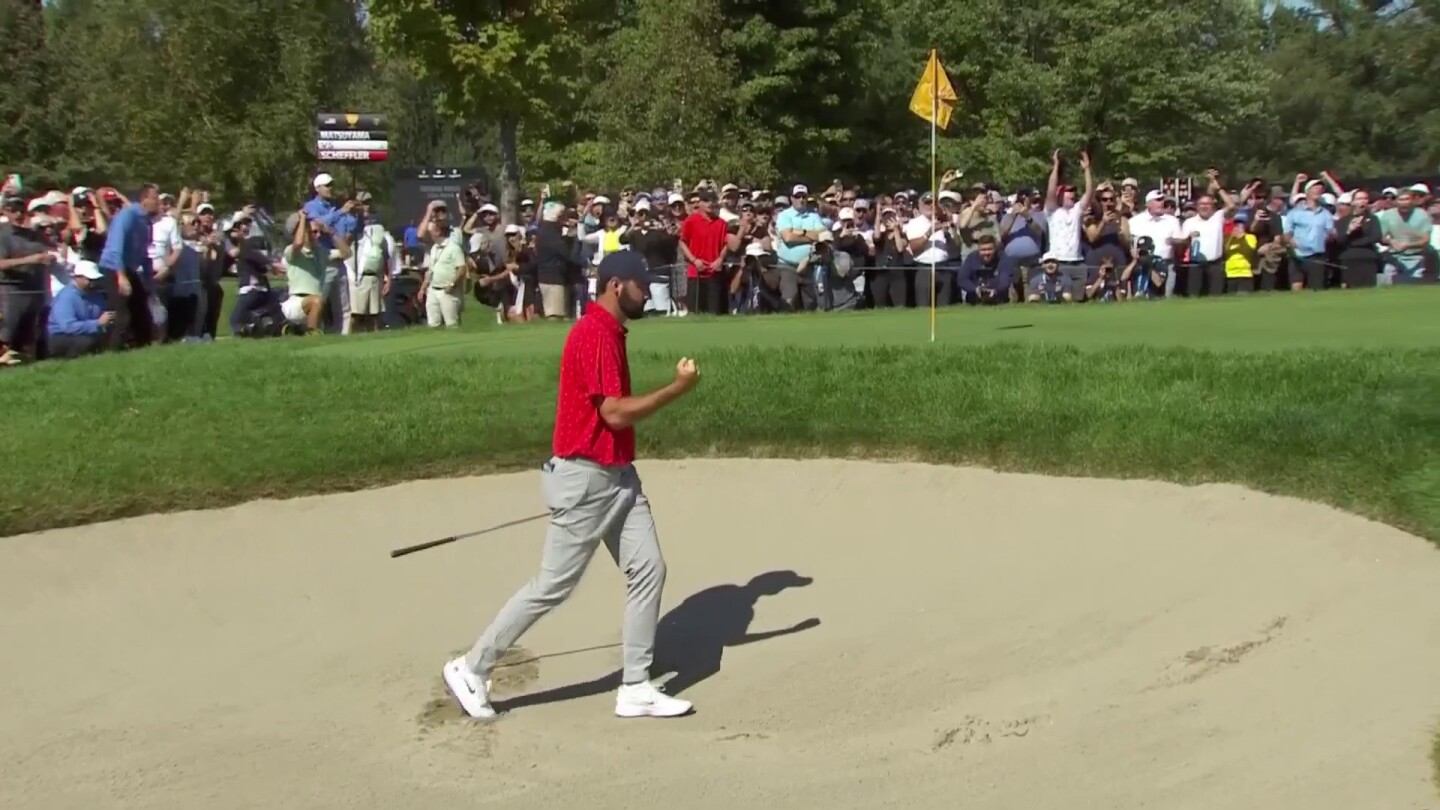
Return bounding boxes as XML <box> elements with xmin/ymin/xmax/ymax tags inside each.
<box><xmin>1027</xmin><ymin>253</ymin><xmax>1075</xmax><ymax>303</ymax></box>
<box><xmin>1083</xmin><ymin>255</ymin><xmax>1121</xmax><ymax>302</ymax></box>
<box><xmin>869</xmin><ymin>207</ymin><xmax>910</xmax><ymax>307</ymax></box>
<box><xmin>1121</xmin><ymin>236</ymin><xmax>1167</xmax><ymax>299</ymax></box>
<box><xmin>957</xmin><ymin>234</ymin><xmax>1015</xmax><ymax>305</ymax></box>
<box><xmin>829</xmin><ymin>207</ymin><xmax>871</xmax><ymax>311</ymax></box>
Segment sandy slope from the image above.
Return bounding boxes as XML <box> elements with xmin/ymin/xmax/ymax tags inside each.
<box><xmin>3</xmin><ymin>459</ymin><xmax>1439</xmax><ymax>810</ymax></box>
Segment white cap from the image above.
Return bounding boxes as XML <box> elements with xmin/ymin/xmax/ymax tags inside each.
<box><xmin>71</xmin><ymin>186</ymin><xmax>91</xmax><ymax>197</ymax></box>
<box><xmin>313</xmin><ymin>172</ymin><xmax>334</xmax><ymax>189</ymax></box>
<box><xmin>720</xmin><ymin>183</ymin><xmax>739</xmax><ymax>193</ymax></box>
<box><xmin>196</xmin><ymin>203</ymin><xmax>215</xmax><ymax>214</ymax></box>
<box><xmin>29</xmin><ymin>213</ymin><xmax>57</xmax><ymax>227</ymax></box>
<box><xmin>938</xmin><ymin>190</ymin><xmax>962</xmax><ymax>203</ymax></box>
<box><xmin>880</xmin><ymin>206</ymin><xmax>897</xmax><ymax>216</ymax></box>
<box><xmin>668</xmin><ymin>192</ymin><xmax>685</xmax><ymax>205</ymax></box>
<box><xmin>774</xmin><ymin>195</ymin><xmax>789</xmax><ymax>205</ymax></box>
<box><xmin>592</xmin><ymin>195</ymin><xmax>611</xmax><ymax>205</ymax></box>
<box><xmin>1291</xmin><ymin>192</ymin><xmax>1305</xmax><ymax>203</ymax></box>
<box><xmin>894</xmin><ymin>190</ymin><xmax>911</xmax><ymax>200</ymax></box>
<box><xmin>1304</xmin><ymin>179</ymin><xmax>1325</xmax><ymax>191</ymax></box>
<box><xmin>1408</xmin><ymin>183</ymin><xmax>1430</xmax><ymax>195</ymax></box>
<box><xmin>1382</xmin><ymin>186</ymin><xmax>1399</xmax><ymax>197</ymax></box>
<box><xmin>520</xmin><ymin>198</ymin><xmax>535</xmax><ymax>207</ymax></box>
<box><xmin>838</xmin><ymin>207</ymin><xmax>856</xmax><ymax>221</ymax></box>
<box><xmin>42</xmin><ymin>190</ymin><xmax>67</xmax><ymax>206</ymax></box>
<box><xmin>1006</xmin><ymin>193</ymin><xmax>1018</xmax><ymax>204</ymax></box>
<box><xmin>503</xmin><ymin>224</ymin><xmax>522</xmax><ymax>235</ymax></box>
<box><xmin>854</xmin><ymin>198</ymin><xmax>870</xmax><ymax>209</ymax></box>
<box><xmin>745</xmin><ymin>241</ymin><xmax>770</xmax><ymax>257</ymax></box>
<box><xmin>791</xmin><ymin>183</ymin><xmax>809</xmax><ymax>196</ymax></box>
<box><xmin>74</xmin><ymin>260</ymin><xmax>103</xmax><ymax>280</ymax></box>
<box><xmin>1337</xmin><ymin>191</ymin><xmax>1354</xmax><ymax>205</ymax></box>
<box><xmin>816</xmin><ymin>230</ymin><xmax>834</xmax><ymax>243</ymax></box>
<box><xmin>1041</xmin><ymin>251</ymin><xmax>1059</xmax><ymax>262</ymax></box>
<box><xmin>1122</xmin><ymin>177</ymin><xmax>1139</xmax><ymax>188</ymax></box>
<box><xmin>1320</xmin><ymin>192</ymin><xmax>1337</xmax><ymax>206</ymax></box>
<box><xmin>26</xmin><ymin>197</ymin><xmax>49</xmax><ymax>212</ymax></box>
<box><xmin>1145</xmin><ymin>189</ymin><xmax>1164</xmax><ymax>202</ymax></box>
<box><xmin>634</xmin><ymin>199</ymin><xmax>652</xmax><ymax>212</ymax></box>
<box><xmin>479</xmin><ymin>203</ymin><xmax>498</xmax><ymax>214</ymax></box>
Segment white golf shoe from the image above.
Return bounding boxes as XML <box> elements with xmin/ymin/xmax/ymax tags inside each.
<box><xmin>443</xmin><ymin>657</ymin><xmax>495</xmax><ymax>719</ymax></box>
<box><xmin>615</xmin><ymin>681</ymin><xmax>693</xmax><ymax>718</ymax></box>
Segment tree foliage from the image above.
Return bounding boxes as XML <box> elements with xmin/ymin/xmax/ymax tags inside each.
<box><xmin>1</xmin><ymin>0</ymin><xmax>1438</xmax><ymax>210</ymax></box>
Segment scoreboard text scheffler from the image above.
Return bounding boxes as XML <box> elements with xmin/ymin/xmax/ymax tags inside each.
<box><xmin>315</xmin><ymin>113</ymin><xmax>388</xmax><ymax>163</ymax></box>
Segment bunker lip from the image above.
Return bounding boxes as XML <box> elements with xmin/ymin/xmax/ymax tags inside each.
<box><xmin>2</xmin><ymin>459</ymin><xmax>1438</xmax><ymax>810</ymax></box>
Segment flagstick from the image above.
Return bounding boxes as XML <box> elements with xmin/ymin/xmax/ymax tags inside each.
<box><xmin>929</xmin><ymin>50</ymin><xmax>938</xmax><ymax>344</ymax></box>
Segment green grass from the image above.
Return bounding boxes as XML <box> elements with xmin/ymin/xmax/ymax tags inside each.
<box><xmin>1</xmin><ymin>287</ymin><xmax>1436</xmax><ymax>541</ymax></box>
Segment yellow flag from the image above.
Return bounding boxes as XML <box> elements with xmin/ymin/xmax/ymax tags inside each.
<box><xmin>909</xmin><ymin>50</ymin><xmax>957</xmax><ymax>130</ymax></box>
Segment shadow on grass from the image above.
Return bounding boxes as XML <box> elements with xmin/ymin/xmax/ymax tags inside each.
<box><xmin>494</xmin><ymin>570</ymin><xmax>819</xmax><ymax>713</ymax></box>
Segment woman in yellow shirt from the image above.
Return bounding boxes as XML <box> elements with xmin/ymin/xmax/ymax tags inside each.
<box><xmin>1223</xmin><ymin>211</ymin><xmax>1258</xmax><ymax>294</ymax></box>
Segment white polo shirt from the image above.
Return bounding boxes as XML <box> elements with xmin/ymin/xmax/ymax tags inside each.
<box><xmin>1181</xmin><ymin>213</ymin><xmax>1226</xmax><ymax>263</ymax></box>
<box><xmin>903</xmin><ymin>214</ymin><xmax>950</xmax><ymax>265</ymax></box>
<box><xmin>1128</xmin><ymin>212</ymin><xmax>1181</xmax><ymax>261</ymax></box>
<box><xmin>1046</xmin><ymin>204</ymin><xmax>1084</xmax><ymax>261</ymax></box>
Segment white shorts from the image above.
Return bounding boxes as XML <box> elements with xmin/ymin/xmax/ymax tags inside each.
<box><xmin>280</xmin><ymin>295</ymin><xmax>308</xmax><ymax>325</ymax></box>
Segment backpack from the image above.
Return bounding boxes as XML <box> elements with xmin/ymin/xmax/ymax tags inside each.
<box><xmin>361</xmin><ymin>224</ymin><xmax>389</xmax><ymax>275</ymax></box>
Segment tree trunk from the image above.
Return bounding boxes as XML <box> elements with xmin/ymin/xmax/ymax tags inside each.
<box><xmin>499</xmin><ymin>113</ymin><xmax>521</xmax><ymax>227</ymax></box>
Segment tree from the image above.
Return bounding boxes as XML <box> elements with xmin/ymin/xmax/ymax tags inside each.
<box><xmin>367</xmin><ymin>0</ymin><xmax>613</xmax><ymax>222</ymax></box>
<box><xmin>0</xmin><ymin>0</ymin><xmax>52</xmax><ymax>182</ymax></box>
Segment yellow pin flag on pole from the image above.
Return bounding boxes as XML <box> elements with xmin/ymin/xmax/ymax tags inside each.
<box><xmin>910</xmin><ymin>50</ymin><xmax>957</xmax><ymax>342</ymax></box>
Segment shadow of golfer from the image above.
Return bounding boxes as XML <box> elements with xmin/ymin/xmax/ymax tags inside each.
<box><xmin>493</xmin><ymin>569</ymin><xmax>818</xmax><ymax>713</ymax></box>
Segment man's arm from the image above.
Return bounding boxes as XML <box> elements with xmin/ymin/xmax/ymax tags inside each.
<box><xmin>598</xmin><ymin>358</ymin><xmax>700</xmax><ymax>430</ymax></box>
<box><xmin>98</xmin><ymin>208</ymin><xmax>129</xmax><ymax>272</ymax></box>
<box><xmin>90</xmin><ymin>193</ymin><xmax>108</xmax><ymax>234</ymax></box>
<box><xmin>1044</xmin><ymin>149</ymin><xmax>1061</xmax><ymax>213</ymax></box>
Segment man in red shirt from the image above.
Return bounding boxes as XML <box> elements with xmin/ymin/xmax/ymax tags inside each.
<box><xmin>444</xmin><ymin>251</ymin><xmax>702</xmax><ymax>721</ymax></box>
<box><xmin>678</xmin><ymin>191</ymin><xmax>731</xmax><ymax>315</ymax></box>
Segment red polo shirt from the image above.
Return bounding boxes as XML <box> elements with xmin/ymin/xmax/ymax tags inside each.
<box><xmin>680</xmin><ymin>211</ymin><xmax>729</xmax><ymax>279</ymax></box>
<box><xmin>552</xmin><ymin>303</ymin><xmax>634</xmax><ymax>466</ymax></box>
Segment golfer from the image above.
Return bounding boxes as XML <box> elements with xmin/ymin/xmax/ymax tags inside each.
<box><xmin>444</xmin><ymin>250</ymin><xmax>701</xmax><ymax>720</ymax></box>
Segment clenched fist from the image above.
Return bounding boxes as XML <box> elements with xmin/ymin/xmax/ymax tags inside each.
<box><xmin>674</xmin><ymin>357</ymin><xmax>700</xmax><ymax>391</ymax></box>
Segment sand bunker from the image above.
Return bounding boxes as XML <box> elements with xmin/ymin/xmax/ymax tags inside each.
<box><xmin>3</xmin><ymin>459</ymin><xmax>1440</xmax><ymax>809</ymax></box>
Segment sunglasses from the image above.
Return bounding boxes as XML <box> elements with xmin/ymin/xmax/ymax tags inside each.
<box><xmin>1100</xmin><ymin>196</ymin><xmax>1115</xmax><ymax>202</ymax></box>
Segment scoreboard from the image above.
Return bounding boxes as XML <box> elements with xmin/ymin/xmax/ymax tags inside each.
<box><xmin>315</xmin><ymin>113</ymin><xmax>388</xmax><ymax>162</ymax></box>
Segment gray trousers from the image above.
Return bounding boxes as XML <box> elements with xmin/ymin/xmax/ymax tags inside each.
<box><xmin>1059</xmin><ymin>262</ymin><xmax>1089</xmax><ymax>302</ymax></box>
<box><xmin>464</xmin><ymin>457</ymin><xmax>666</xmax><ymax>685</ymax></box>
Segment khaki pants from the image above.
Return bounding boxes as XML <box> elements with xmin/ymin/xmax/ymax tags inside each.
<box><xmin>539</xmin><ymin>283</ymin><xmax>567</xmax><ymax>318</ymax></box>
<box><xmin>425</xmin><ymin>287</ymin><xmax>462</xmax><ymax>328</ymax></box>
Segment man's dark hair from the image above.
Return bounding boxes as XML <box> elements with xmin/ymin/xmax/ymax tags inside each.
<box><xmin>137</xmin><ymin>183</ymin><xmax>159</xmax><ymax>200</ymax></box>
<box><xmin>975</xmin><ymin>233</ymin><xmax>997</xmax><ymax>246</ymax></box>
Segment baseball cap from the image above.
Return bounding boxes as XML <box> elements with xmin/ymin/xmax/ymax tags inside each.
<box><xmin>74</xmin><ymin>260</ymin><xmax>103</xmax><ymax>280</ymax></box>
<box><xmin>854</xmin><ymin>198</ymin><xmax>871</xmax><ymax>209</ymax></box>
<box><xmin>1122</xmin><ymin>177</ymin><xmax>1139</xmax><ymax>188</ymax></box>
<box><xmin>816</xmin><ymin>230</ymin><xmax>835</xmax><ymax>243</ymax></box>
<box><xmin>919</xmin><ymin>191</ymin><xmax>935</xmax><ymax>202</ymax></box>
<box><xmin>791</xmin><ymin>183</ymin><xmax>808</xmax><ymax>196</ymax></box>
<box><xmin>1408</xmin><ymin>183</ymin><xmax>1430</xmax><ymax>195</ymax></box>
<box><xmin>1337</xmin><ymin>191</ymin><xmax>1354</xmax><ymax>205</ymax></box>
<box><xmin>592</xmin><ymin>195</ymin><xmax>611</xmax><ymax>205</ymax></box>
<box><xmin>503</xmin><ymin>224</ymin><xmax>522</xmax><ymax>235</ymax></box>
<box><xmin>355</xmin><ymin>191</ymin><xmax>374</xmax><ymax>203</ymax></box>
<box><xmin>596</xmin><ymin>250</ymin><xmax>666</xmax><ymax>287</ymax></box>
<box><xmin>1304</xmin><ymin>179</ymin><xmax>1325</xmax><ymax>191</ymax></box>
<box><xmin>938</xmin><ymin>190</ymin><xmax>962</xmax><ymax>203</ymax></box>
<box><xmin>1232</xmin><ymin>210</ymin><xmax>1250</xmax><ymax>224</ymax></box>
<box><xmin>1144</xmin><ymin>189</ymin><xmax>1165</xmax><ymax>202</ymax></box>
<box><xmin>520</xmin><ymin>198</ymin><xmax>535</xmax><ymax>207</ymax></box>
<box><xmin>479</xmin><ymin>203</ymin><xmax>498</xmax><ymax>214</ymax></box>
<box><xmin>1136</xmin><ymin>236</ymin><xmax>1156</xmax><ymax>252</ymax></box>
<box><xmin>773</xmin><ymin>194</ymin><xmax>789</xmax><ymax>205</ymax></box>
<box><xmin>838</xmin><ymin>207</ymin><xmax>856</xmax><ymax>221</ymax></box>
<box><xmin>634</xmin><ymin>199</ymin><xmax>652</xmax><ymax>212</ymax></box>
<box><xmin>668</xmin><ymin>192</ymin><xmax>685</xmax><ymax>205</ymax></box>
<box><xmin>1040</xmin><ymin>251</ymin><xmax>1060</xmax><ymax>263</ymax></box>
<box><xmin>720</xmin><ymin>183</ymin><xmax>738</xmax><ymax>194</ymax></box>
<box><xmin>1270</xmin><ymin>184</ymin><xmax>1289</xmax><ymax>198</ymax></box>
<box><xmin>313</xmin><ymin>172</ymin><xmax>334</xmax><ymax>189</ymax></box>
<box><xmin>196</xmin><ymin>203</ymin><xmax>215</xmax><ymax>215</ymax></box>
<box><xmin>71</xmin><ymin>186</ymin><xmax>91</xmax><ymax>198</ymax></box>
<box><xmin>1382</xmin><ymin>186</ymin><xmax>1399</xmax><ymax>197</ymax></box>
<box><xmin>1320</xmin><ymin>192</ymin><xmax>1337</xmax><ymax>206</ymax></box>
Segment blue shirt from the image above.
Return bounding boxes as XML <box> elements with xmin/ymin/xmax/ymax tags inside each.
<box><xmin>1283</xmin><ymin>204</ymin><xmax>1334</xmax><ymax>257</ymax></box>
<box><xmin>775</xmin><ymin>206</ymin><xmax>825</xmax><ymax>266</ymax></box>
<box><xmin>98</xmin><ymin>203</ymin><xmax>153</xmax><ymax>278</ymax></box>
<box><xmin>48</xmin><ymin>283</ymin><xmax>107</xmax><ymax>335</ymax></box>
<box><xmin>301</xmin><ymin>195</ymin><xmax>349</xmax><ymax>253</ymax></box>
<box><xmin>403</xmin><ymin>225</ymin><xmax>420</xmax><ymax>249</ymax></box>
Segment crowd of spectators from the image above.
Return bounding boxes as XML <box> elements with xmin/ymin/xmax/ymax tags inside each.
<box><xmin>1</xmin><ymin>153</ymin><xmax>1434</xmax><ymax>365</ymax></box>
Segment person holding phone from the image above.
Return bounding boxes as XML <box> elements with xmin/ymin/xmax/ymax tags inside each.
<box><xmin>1334</xmin><ymin>189</ymin><xmax>1382</xmax><ymax>288</ymax></box>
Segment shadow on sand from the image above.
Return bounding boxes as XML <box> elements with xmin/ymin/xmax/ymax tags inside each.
<box><xmin>494</xmin><ymin>569</ymin><xmax>819</xmax><ymax>712</ymax></box>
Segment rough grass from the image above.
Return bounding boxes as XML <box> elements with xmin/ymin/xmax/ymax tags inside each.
<box><xmin>1</xmin><ymin>288</ymin><xmax>1437</xmax><ymax>539</ymax></box>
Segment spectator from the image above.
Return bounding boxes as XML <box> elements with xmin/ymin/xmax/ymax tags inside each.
<box><xmin>98</xmin><ymin>183</ymin><xmax>161</xmax><ymax>349</ymax></box>
<box><xmin>46</xmin><ymin>259</ymin><xmax>112</xmax><ymax>358</ymax></box>
<box><xmin>302</xmin><ymin>172</ymin><xmax>359</xmax><ymax>333</ymax></box>
<box><xmin>0</xmin><ymin>207</ymin><xmax>57</xmax><ymax>364</ymax></box>
<box><xmin>775</xmin><ymin>184</ymin><xmax>825</xmax><ymax>311</ymax></box>
<box><xmin>869</xmin><ymin>206</ymin><xmax>910</xmax><ymax>308</ymax></box>
<box><xmin>1127</xmin><ymin>190</ymin><xmax>1179</xmax><ymax>298</ymax></box>
<box><xmin>957</xmin><ymin>233</ymin><xmax>1015</xmax><ymax>305</ymax></box>
<box><xmin>349</xmin><ymin>199</ymin><xmax>399</xmax><ymax>333</ymax></box>
<box><xmin>1175</xmin><ymin>190</ymin><xmax>1227</xmax><ymax>297</ymax></box>
<box><xmin>280</xmin><ymin>210</ymin><xmax>334</xmax><ymax>333</ymax></box>
<box><xmin>1083</xmin><ymin>255</ymin><xmax>1122</xmax><ymax>301</ymax></box>
<box><xmin>162</xmin><ymin>209</ymin><xmax>202</xmax><ymax>342</ymax></box>
<box><xmin>66</xmin><ymin>187</ymin><xmax>109</xmax><ymax>264</ymax></box>
<box><xmin>1250</xmin><ymin>193</ymin><xmax>1287</xmax><ymax>292</ymax></box>
<box><xmin>1121</xmin><ymin>235</ymin><xmax>1167</xmax><ymax>299</ymax></box>
<box><xmin>1043</xmin><ymin>149</ymin><xmax>1095</xmax><ymax>300</ymax></box>
<box><xmin>227</xmin><ymin>216</ymin><xmax>285</xmax><ymax>336</ymax></box>
<box><xmin>679</xmin><ymin>191</ymin><xmax>729</xmax><ymax>315</ymax></box>
<box><xmin>907</xmin><ymin>192</ymin><xmax>954</xmax><ymax>307</ymax></box>
<box><xmin>1222</xmin><ymin>211</ymin><xmax>1258</xmax><ymax>294</ymax></box>
<box><xmin>419</xmin><ymin>213</ymin><xmax>466</xmax><ymax>329</ymax></box>
<box><xmin>534</xmin><ymin>200</ymin><xmax>580</xmax><ymax>320</ymax></box>
<box><xmin>1379</xmin><ymin>184</ymin><xmax>1433</xmax><ymax>284</ymax></box>
<box><xmin>1084</xmin><ymin>185</ymin><xmax>1131</xmax><ymax>271</ymax></box>
<box><xmin>999</xmin><ymin>189</ymin><xmax>1046</xmax><ymax>295</ymax></box>
<box><xmin>1282</xmin><ymin>174</ymin><xmax>1335</xmax><ymax>291</ymax></box>
<box><xmin>620</xmin><ymin>199</ymin><xmax>680</xmax><ymax>314</ymax></box>
<box><xmin>1334</xmin><ymin>189</ymin><xmax>1383</xmax><ymax>289</ymax></box>
<box><xmin>193</xmin><ymin>203</ymin><xmax>226</xmax><ymax>340</ymax></box>
<box><xmin>1027</xmin><ymin>252</ymin><xmax>1074</xmax><ymax>303</ymax></box>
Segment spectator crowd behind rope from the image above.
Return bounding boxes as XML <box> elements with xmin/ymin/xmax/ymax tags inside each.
<box><xmin>1</xmin><ymin>152</ymin><xmax>1436</xmax><ymax>365</ymax></box>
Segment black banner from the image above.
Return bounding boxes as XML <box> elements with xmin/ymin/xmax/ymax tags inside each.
<box><xmin>392</xmin><ymin>166</ymin><xmax>487</xmax><ymax>227</ymax></box>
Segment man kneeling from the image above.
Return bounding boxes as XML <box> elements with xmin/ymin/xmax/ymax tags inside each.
<box><xmin>958</xmin><ymin>234</ymin><xmax>1016</xmax><ymax>305</ymax></box>
<box><xmin>47</xmin><ymin>260</ymin><xmax>113</xmax><ymax>358</ymax></box>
